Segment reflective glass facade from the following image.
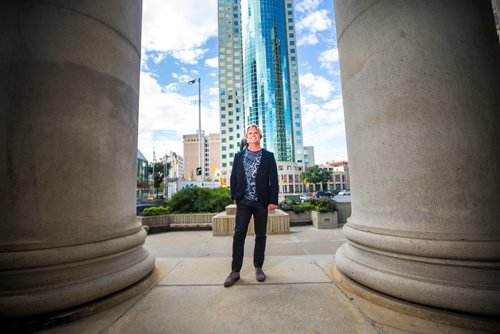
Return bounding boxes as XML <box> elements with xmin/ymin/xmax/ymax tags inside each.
<box><xmin>218</xmin><ymin>0</ymin><xmax>304</xmax><ymax>173</ymax></box>
<box><xmin>241</xmin><ymin>0</ymin><xmax>294</xmax><ymax>162</ymax></box>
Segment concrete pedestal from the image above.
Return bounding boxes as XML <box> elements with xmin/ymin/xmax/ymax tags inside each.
<box><xmin>0</xmin><ymin>0</ymin><xmax>154</xmax><ymax>318</ymax></box>
<box><xmin>212</xmin><ymin>205</ymin><xmax>290</xmax><ymax>236</ymax></box>
<box><xmin>311</xmin><ymin>211</ymin><xmax>338</xmax><ymax>229</ymax></box>
<box><xmin>334</xmin><ymin>0</ymin><xmax>500</xmax><ymax>315</ymax></box>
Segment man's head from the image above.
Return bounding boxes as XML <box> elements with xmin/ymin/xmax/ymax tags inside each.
<box><xmin>245</xmin><ymin>124</ymin><xmax>263</xmax><ymax>146</ymax></box>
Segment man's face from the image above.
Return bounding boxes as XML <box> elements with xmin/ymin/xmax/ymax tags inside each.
<box><xmin>246</xmin><ymin>126</ymin><xmax>261</xmax><ymax>145</ymax></box>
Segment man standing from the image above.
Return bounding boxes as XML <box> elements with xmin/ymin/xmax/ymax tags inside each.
<box><xmin>224</xmin><ymin>124</ymin><xmax>279</xmax><ymax>287</ymax></box>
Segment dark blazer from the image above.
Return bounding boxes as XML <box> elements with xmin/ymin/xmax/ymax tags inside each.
<box><xmin>230</xmin><ymin>148</ymin><xmax>279</xmax><ymax>207</ymax></box>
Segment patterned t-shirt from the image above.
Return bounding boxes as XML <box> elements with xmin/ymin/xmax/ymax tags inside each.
<box><xmin>243</xmin><ymin>149</ymin><xmax>262</xmax><ymax>201</ymax></box>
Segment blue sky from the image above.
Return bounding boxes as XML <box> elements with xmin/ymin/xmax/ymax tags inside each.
<box><xmin>139</xmin><ymin>0</ymin><xmax>347</xmax><ymax>164</ymax></box>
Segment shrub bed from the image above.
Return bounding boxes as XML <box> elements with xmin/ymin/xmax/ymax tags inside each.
<box><xmin>168</xmin><ymin>187</ymin><xmax>232</xmax><ymax>213</ymax></box>
<box><xmin>278</xmin><ymin>197</ymin><xmax>337</xmax><ymax>213</ymax></box>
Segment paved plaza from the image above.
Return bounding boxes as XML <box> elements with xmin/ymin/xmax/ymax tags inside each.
<box><xmin>38</xmin><ymin>226</ymin><xmax>494</xmax><ymax>333</ymax></box>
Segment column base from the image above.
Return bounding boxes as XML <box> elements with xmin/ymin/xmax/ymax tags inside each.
<box><xmin>0</xmin><ymin>229</ymin><xmax>155</xmax><ymax>319</ymax></box>
<box><xmin>336</xmin><ymin>225</ymin><xmax>500</xmax><ymax>316</ymax></box>
<box><xmin>331</xmin><ymin>264</ymin><xmax>500</xmax><ymax>333</ymax></box>
<box><xmin>2</xmin><ymin>264</ymin><xmax>159</xmax><ymax>332</ymax></box>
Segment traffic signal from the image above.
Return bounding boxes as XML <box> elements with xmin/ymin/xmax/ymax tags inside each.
<box><xmin>196</xmin><ymin>167</ymin><xmax>202</xmax><ymax>176</ymax></box>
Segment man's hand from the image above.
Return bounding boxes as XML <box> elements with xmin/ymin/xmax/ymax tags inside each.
<box><xmin>268</xmin><ymin>204</ymin><xmax>277</xmax><ymax>213</ymax></box>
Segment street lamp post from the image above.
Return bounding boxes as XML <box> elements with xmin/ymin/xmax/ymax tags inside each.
<box><xmin>188</xmin><ymin>78</ymin><xmax>202</xmax><ymax>181</ymax></box>
<box><xmin>163</xmin><ymin>150</ymin><xmax>167</xmax><ymax>198</ymax></box>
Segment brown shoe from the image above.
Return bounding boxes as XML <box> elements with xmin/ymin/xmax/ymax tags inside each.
<box><xmin>224</xmin><ymin>271</ymin><xmax>240</xmax><ymax>287</ymax></box>
<box><xmin>255</xmin><ymin>267</ymin><xmax>266</xmax><ymax>282</ymax></box>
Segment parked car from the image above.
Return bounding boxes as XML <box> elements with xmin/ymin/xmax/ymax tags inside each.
<box><xmin>136</xmin><ymin>203</ymin><xmax>162</xmax><ymax>215</ymax></box>
<box><xmin>298</xmin><ymin>193</ymin><xmax>310</xmax><ymax>203</ymax></box>
<box><xmin>314</xmin><ymin>191</ymin><xmax>334</xmax><ymax>198</ymax></box>
<box><xmin>337</xmin><ymin>190</ymin><xmax>351</xmax><ymax>196</ymax></box>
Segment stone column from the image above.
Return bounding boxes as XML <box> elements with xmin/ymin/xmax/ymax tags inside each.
<box><xmin>0</xmin><ymin>0</ymin><xmax>154</xmax><ymax>318</ymax></box>
<box><xmin>333</xmin><ymin>0</ymin><xmax>500</xmax><ymax>315</ymax></box>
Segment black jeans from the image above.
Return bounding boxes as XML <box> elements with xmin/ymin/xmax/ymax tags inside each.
<box><xmin>231</xmin><ymin>198</ymin><xmax>268</xmax><ymax>272</ymax></box>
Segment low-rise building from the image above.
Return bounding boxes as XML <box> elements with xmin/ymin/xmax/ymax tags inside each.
<box><xmin>183</xmin><ymin>131</ymin><xmax>221</xmax><ymax>181</ymax></box>
<box><xmin>136</xmin><ymin>150</ymin><xmax>149</xmax><ymax>201</ymax></box>
<box><xmin>277</xmin><ymin>161</ymin><xmax>306</xmax><ymax>194</ymax></box>
<box><xmin>319</xmin><ymin>160</ymin><xmax>350</xmax><ymax>192</ymax></box>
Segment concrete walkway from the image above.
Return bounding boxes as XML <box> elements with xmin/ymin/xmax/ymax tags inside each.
<box><xmin>39</xmin><ymin>226</ymin><xmax>492</xmax><ymax>334</ymax></box>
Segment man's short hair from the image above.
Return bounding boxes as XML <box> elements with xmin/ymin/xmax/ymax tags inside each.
<box><xmin>246</xmin><ymin>124</ymin><xmax>263</xmax><ymax>139</ymax></box>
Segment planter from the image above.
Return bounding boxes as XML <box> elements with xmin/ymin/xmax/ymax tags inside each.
<box><xmin>136</xmin><ymin>215</ymin><xmax>171</xmax><ymax>233</ymax></box>
<box><xmin>136</xmin><ymin>213</ymin><xmax>217</xmax><ymax>232</ymax></box>
<box><xmin>212</xmin><ymin>205</ymin><xmax>290</xmax><ymax>236</ymax></box>
<box><xmin>335</xmin><ymin>201</ymin><xmax>351</xmax><ymax>226</ymax></box>
<box><xmin>284</xmin><ymin>210</ymin><xmax>312</xmax><ymax>224</ymax></box>
<box><xmin>311</xmin><ymin>211</ymin><xmax>338</xmax><ymax>229</ymax></box>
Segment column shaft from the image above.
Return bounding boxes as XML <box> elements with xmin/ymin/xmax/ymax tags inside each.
<box><xmin>334</xmin><ymin>0</ymin><xmax>500</xmax><ymax>315</ymax></box>
<box><xmin>0</xmin><ymin>0</ymin><xmax>154</xmax><ymax>317</ymax></box>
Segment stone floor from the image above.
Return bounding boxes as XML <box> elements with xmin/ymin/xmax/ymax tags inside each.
<box><xmin>37</xmin><ymin>226</ymin><xmax>498</xmax><ymax>334</ymax></box>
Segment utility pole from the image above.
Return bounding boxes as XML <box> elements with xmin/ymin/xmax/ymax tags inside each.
<box><xmin>188</xmin><ymin>77</ymin><xmax>202</xmax><ymax>181</ymax></box>
<box><xmin>163</xmin><ymin>149</ymin><xmax>167</xmax><ymax>199</ymax></box>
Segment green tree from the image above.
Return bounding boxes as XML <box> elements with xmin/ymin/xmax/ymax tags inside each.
<box><xmin>303</xmin><ymin>165</ymin><xmax>333</xmax><ymax>191</ymax></box>
<box><xmin>147</xmin><ymin>161</ymin><xmax>171</xmax><ymax>195</ymax></box>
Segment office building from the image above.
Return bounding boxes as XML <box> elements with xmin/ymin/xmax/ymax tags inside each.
<box><xmin>218</xmin><ymin>0</ymin><xmax>305</xmax><ymax>182</ymax></box>
<box><xmin>303</xmin><ymin>146</ymin><xmax>315</xmax><ymax>167</ymax></box>
<box><xmin>183</xmin><ymin>131</ymin><xmax>221</xmax><ymax>181</ymax></box>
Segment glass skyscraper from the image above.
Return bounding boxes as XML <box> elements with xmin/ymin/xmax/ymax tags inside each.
<box><xmin>218</xmin><ymin>0</ymin><xmax>304</xmax><ymax>177</ymax></box>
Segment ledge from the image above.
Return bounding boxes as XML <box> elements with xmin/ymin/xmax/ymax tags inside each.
<box><xmin>212</xmin><ymin>209</ymin><xmax>290</xmax><ymax>236</ymax></box>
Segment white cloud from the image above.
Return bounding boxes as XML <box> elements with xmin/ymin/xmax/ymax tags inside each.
<box><xmin>138</xmin><ymin>72</ymin><xmax>219</xmax><ymax>161</ymax></box>
<box><xmin>300</xmin><ymin>72</ymin><xmax>334</xmax><ymax>100</ymax></box>
<box><xmin>150</xmin><ymin>52</ymin><xmax>167</xmax><ymax>64</ymax></box>
<box><xmin>297</xmin><ymin>33</ymin><xmax>319</xmax><ymax>46</ymax></box>
<box><xmin>208</xmin><ymin>86</ymin><xmax>219</xmax><ymax>97</ymax></box>
<box><xmin>318</xmin><ymin>48</ymin><xmax>339</xmax><ymax>74</ymax></box>
<box><xmin>172</xmin><ymin>73</ymin><xmax>197</xmax><ymax>84</ymax></box>
<box><xmin>301</xmin><ymin>96</ymin><xmax>348</xmax><ymax>163</ymax></box>
<box><xmin>205</xmin><ymin>57</ymin><xmax>218</xmax><ymax>68</ymax></box>
<box><xmin>142</xmin><ymin>0</ymin><xmax>217</xmax><ymax>64</ymax></box>
<box><xmin>295</xmin><ymin>0</ymin><xmax>322</xmax><ymax>13</ymax></box>
<box><xmin>170</xmin><ymin>48</ymin><xmax>209</xmax><ymax>65</ymax></box>
<box><xmin>297</xmin><ymin>10</ymin><xmax>332</xmax><ymax>33</ymax></box>
<box><xmin>319</xmin><ymin>48</ymin><xmax>339</xmax><ymax>63</ymax></box>
<box><xmin>296</xmin><ymin>10</ymin><xmax>332</xmax><ymax>46</ymax></box>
